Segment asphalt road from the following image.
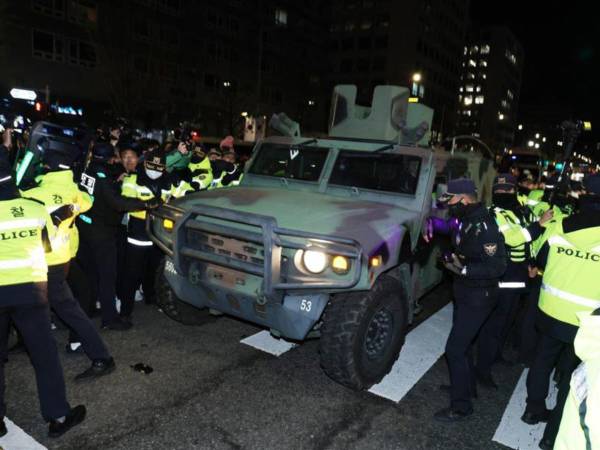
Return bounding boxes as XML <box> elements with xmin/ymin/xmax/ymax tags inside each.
<box><xmin>3</xmin><ymin>282</ymin><xmax>529</xmax><ymax>450</ymax></box>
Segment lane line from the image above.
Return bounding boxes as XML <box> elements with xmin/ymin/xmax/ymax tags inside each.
<box><xmin>492</xmin><ymin>369</ymin><xmax>558</xmax><ymax>450</ymax></box>
<box><xmin>0</xmin><ymin>417</ymin><xmax>47</xmax><ymax>450</ymax></box>
<box><xmin>369</xmin><ymin>302</ymin><xmax>454</xmax><ymax>402</ymax></box>
<box><xmin>241</xmin><ymin>330</ymin><xmax>297</xmax><ymax>356</ymax></box>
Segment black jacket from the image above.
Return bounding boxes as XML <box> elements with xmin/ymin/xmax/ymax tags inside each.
<box><xmin>452</xmin><ymin>203</ymin><xmax>508</xmax><ymax>287</ymax></box>
<box><xmin>79</xmin><ymin>161</ymin><xmax>146</xmax><ymax>228</ymax></box>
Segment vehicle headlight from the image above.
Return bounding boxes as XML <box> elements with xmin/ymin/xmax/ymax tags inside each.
<box><xmin>302</xmin><ymin>249</ymin><xmax>328</xmax><ymax>274</ymax></box>
<box><xmin>331</xmin><ymin>255</ymin><xmax>350</xmax><ymax>274</ymax></box>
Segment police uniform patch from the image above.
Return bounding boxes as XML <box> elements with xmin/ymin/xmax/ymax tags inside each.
<box><xmin>483</xmin><ymin>243</ymin><xmax>497</xmax><ymax>256</ymax></box>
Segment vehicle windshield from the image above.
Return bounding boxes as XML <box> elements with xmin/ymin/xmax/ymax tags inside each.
<box><xmin>329</xmin><ymin>151</ymin><xmax>422</xmax><ymax>195</ymax></box>
<box><xmin>248</xmin><ymin>143</ymin><xmax>328</xmax><ymax>182</ymax></box>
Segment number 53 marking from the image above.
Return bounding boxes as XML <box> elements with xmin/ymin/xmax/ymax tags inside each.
<box><xmin>300</xmin><ymin>299</ymin><xmax>312</xmax><ymax>312</ymax></box>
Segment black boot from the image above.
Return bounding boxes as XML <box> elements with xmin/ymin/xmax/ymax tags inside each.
<box><xmin>48</xmin><ymin>405</ymin><xmax>86</xmax><ymax>438</ymax></box>
<box><xmin>0</xmin><ymin>418</ymin><xmax>7</xmax><ymax>437</ymax></box>
<box><xmin>74</xmin><ymin>357</ymin><xmax>116</xmax><ymax>382</ymax></box>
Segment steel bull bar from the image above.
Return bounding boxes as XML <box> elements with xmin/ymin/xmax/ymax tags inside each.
<box><xmin>171</xmin><ymin>205</ymin><xmax>363</xmax><ymax>299</ymax></box>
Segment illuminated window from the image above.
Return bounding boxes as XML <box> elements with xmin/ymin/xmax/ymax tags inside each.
<box><xmin>468</xmin><ymin>59</ymin><xmax>476</xmax><ymax>67</ymax></box>
<box><xmin>505</xmin><ymin>49</ymin><xmax>517</xmax><ymax>64</ymax></box>
<box><xmin>501</xmin><ymin>100</ymin><xmax>509</xmax><ymax>109</ymax></box>
<box><xmin>464</xmin><ymin>96</ymin><xmax>473</xmax><ymax>106</ymax></box>
<box><xmin>459</xmin><ymin>87</ymin><xmax>463</xmax><ymax>92</ymax></box>
<box><xmin>481</xmin><ymin>73</ymin><xmax>487</xmax><ymax>79</ymax></box>
<box><xmin>479</xmin><ymin>60</ymin><xmax>487</xmax><ymax>67</ymax></box>
<box><xmin>475</xmin><ymin>95</ymin><xmax>484</xmax><ymax>104</ymax></box>
<box><xmin>480</xmin><ymin>45</ymin><xmax>490</xmax><ymax>54</ymax></box>
<box><xmin>469</xmin><ymin>45</ymin><xmax>479</xmax><ymax>55</ymax></box>
<box><xmin>463</xmin><ymin>46</ymin><xmax>467</xmax><ymax>55</ymax></box>
<box><xmin>465</xmin><ymin>85</ymin><xmax>474</xmax><ymax>92</ymax></box>
<box><xmin>467</xmin><ymin>72</ymin><xmax>475</xmax><ymax>79</ymax></box>
<box><xmin>475</xmin><ymin>85</ymin><xmax>482</xmax><ymax>92</ymax></box>
<box><xmin>507</xmin><ymin>89</ymin><xmax>514</xmax><ymax>100</ymax></box>
<box><xmin>275</xmin><ymin>8</ymin><xmax>287</xmax><ymax>26</ymax></box>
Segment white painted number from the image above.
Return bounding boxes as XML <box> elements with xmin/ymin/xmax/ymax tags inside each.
<box><xmin>300</xmin><ymin>299</ymin><xmax>312</xmax><ymax>312</ymax></box>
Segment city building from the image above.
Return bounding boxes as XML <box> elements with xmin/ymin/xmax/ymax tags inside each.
<box><xmin>328</xmin><ymin>0</ymin><xmax>470</xmax><ymax>141</ymax></box>
<box><xmin>0</xmin><ymin>0</ymin><xmax>330</xmax><ymax>135</ymax></box>
<box><xmin>457</xmin><ymin>26</ymin><xmax>524</xmax><ymax>153</ymax></box>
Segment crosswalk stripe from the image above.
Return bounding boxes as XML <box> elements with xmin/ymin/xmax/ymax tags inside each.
<box><xmin>369</xmin><ymin>302</ymin><xmax>454</xmax><ymax>402</ymax></box>
<box><xmin>241</xmin><ymin>330</ymin><xmax>297</xmax><ymax>356</ymax></box>
<box><xmin>492</xmin><ymin>369</ymin><xmax>558</xmax><ymax>450</ymax></box>
<box><xmin>0</xmin><ymin>417</ymin><xmax>47</xmax><ymax>450</ymax></box>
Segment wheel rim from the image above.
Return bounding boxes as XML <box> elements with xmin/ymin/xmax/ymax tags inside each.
<box><xmin>364</xmin><ymin>307</ymin><xmax>394</xmax><ymax>360</ymax></box>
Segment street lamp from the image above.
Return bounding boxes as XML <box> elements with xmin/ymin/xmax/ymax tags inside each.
<box><xmin>223</xmin><ymin>81</ymin><xmax>231</xmax><ymax>87</ymax></box>
<box><xmin>528</xmin><ymin>140</ymin><xmax>535</xmax><ymax>147</ymax></box>
<box><xmin>518</xmin><ymin>124</ymin><xmax>523</xmax><ymax>130</ymax></box>
<box><xmin>412</xmin><ymin>72</ymin><xmax>422</xmax><ymax>83</ymax></box>
<box><xmin>498</xmin><ymin>113</ymin><xmax>505</xmax><ymax>120</ymax></box>
<box><xmin>241</xmin><ymin>111</ymin><xmax>248</xmax><ymax>117</ymax></box>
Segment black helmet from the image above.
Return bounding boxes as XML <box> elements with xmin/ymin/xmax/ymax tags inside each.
<box><xmin>37</xmin><ymin>137</ymin><xmax>80</xmax><ymax>170</ymax></box>
<box><xmin>92</xmin><ymin>142</ymin><xmax>115</xmax><ymax>161</ymax></box>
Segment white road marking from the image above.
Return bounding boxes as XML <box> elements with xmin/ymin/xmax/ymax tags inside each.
<box><xmin>492</xmin><ymin>369</ymin><xmax>558</xmax><ymax>450</ymax></box>
<box><xmin>241</xmin><ymin>330</ymin><xmax>298</xmax><ymax>356</ymax></box>
<box><xmin>369</xmin><ymin>302</ymin><xmax>454</xmax><ymax>402</ymax></box>
<box><xmin>0</xmin><ymin>417</ymin><xmax>47</xmax><ymax>450</ymax></box>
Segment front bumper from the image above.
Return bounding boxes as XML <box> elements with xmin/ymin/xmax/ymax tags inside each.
<box><xmin>154</xmin><ymin>205</ymin><xmax>363</xmax><ymax>340</ymax></box>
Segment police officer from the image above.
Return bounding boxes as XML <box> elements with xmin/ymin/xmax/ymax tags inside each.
<box><xmin>555</xmin><ymin>308</ymin><xmax>600</xmax><ymax>450</ymax></box>
<box><xmin>433</xmin><ymin>178</ymin><xmax>507</xmax><ymax>422</ymax></box>
<box><xmin>77</xmin><ymin>143</ymin><xmax>158</xmax><ymax>330</ymax></box>
<box><xmin>23</xmin><ymin>141</ymin><xmax>115</xmax><ymax>380</ymax></box>
<box><xmin>0</xmin><ymin>137</ymin><xmax>85</xmax><ymax>437</ymax></box>
<box><xmin>119</xmin><ymin>149</ymin><xmax>170</xmax><ymax>322</ymax></box>
<box><xmin>474</xmin><ymin>174</ymin><xmax>552</xmax><ymax>387</ymax></box>
<box><xmin>523</xmin><ymin>173</ymin><xmax>600</xmax><ymax>449</ymax></box>
<box><xmin>169</xmin><ymin>144</ymin><xmax>213</xmax><ymax>198</ymax></box>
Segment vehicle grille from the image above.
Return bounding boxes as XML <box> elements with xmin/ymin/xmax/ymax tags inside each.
<box><xmin>186</xmin><ymin>229</ymin><xmax>265</xmax><ymax>266</ymax></box>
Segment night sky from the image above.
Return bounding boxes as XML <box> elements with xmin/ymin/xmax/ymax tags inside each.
<box><xmin>471</xmin><ymin>1</ymin><xmax>598</xmax><ymax>125</ymax></box>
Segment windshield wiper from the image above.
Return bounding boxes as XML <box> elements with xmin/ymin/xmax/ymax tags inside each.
<box><xmin>292</xmin><ymin>138</ymin><xmax>318</xmax><ymax>149</ymax></box>
<box><xmin>373</xmin><ymin>144</ymin><xmax>394</xmax><ymax>153</ymax></box>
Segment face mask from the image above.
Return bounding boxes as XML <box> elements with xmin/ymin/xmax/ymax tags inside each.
<box><xmin>448</xmin><ymin>201</ymin><xmax>468</xmax><ymax>219</ymax></box>
<box><xmin>191</xmin><ymin>153</ymin><xmax>204</xmax><ymax>164</ymax></box>
<box><xmin>492</xmin><ymin>193</ymin><xmax>519</xmax><ymax>210</ymax></box>
<box><xmin>145</xmin><ymin>169</ymin><xmax>163</xmax><ymax>180</ymax></box>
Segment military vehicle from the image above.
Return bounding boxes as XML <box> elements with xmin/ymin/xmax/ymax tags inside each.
<box><xmin>149</xmin><ymin>85</ymin><xmax>496</xmax><ymax>390</ymax></box>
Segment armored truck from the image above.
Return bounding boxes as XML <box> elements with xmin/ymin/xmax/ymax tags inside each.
<box><xmin>149</xmin><ymin>85</ymin><xmax>495</xmax><ymax>390</ymax></box>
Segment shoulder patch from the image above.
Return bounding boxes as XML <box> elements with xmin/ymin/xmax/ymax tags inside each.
<box><xmin>483</xmin><ymin>243</ymin><xmax>497</xmax><ymax>256</ymax></box>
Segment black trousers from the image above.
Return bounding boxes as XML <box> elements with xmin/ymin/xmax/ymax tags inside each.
<box><xmin>446</xmin><ymin>283</ymin><xmax>498</xmax><ymax>412</ymax></box>
<box><xmin>48</xmin><ymin>263</ymin><xmax>110</xmax><ymax>361</ymax></box>
<box><xmin>476</xmin><ymin>288</ymin><xmax>521</xmax><ymax>375</ymax></box>
<box><xmin>0</xmin><ymin>300</ymin><xmax>70</xmax><ymax>421</ymax></box>
<box><xmin>517</xmin><ymin>276</ymin><xmax>541</xmax><ymax>364</ymax></box>
<box><xmin>77</xmin><ymin>222</ymin><xmax>120</xmax><ymax>325</ymax></box>
<box><xmin>526</xmin><ymin>332</ymin><xmax>580</xmax><ymax>443</ymax></box>
<box><xmin>120</xmin><ymin>242</ymin><xmax>162</xmax><ymax>318</ymax></box>
<box><xmin>66</xmin><ymin>258</ymin><xmax>93</xmax><ymax>316</ymax></box>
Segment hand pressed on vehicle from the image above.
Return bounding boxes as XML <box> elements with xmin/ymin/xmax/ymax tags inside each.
<box><xmin>539</xmin><ymin>209</ymin><xmax>554</xmax><ymax>226</ymax></box>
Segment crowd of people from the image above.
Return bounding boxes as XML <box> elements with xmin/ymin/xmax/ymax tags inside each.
<box><xmin>431</xmin><ymin>166</ymin><xmax>600</xmax><ymax>450</ymax></box>
<box><xmin>0</xmin><ymin>117</ymin><xmax>598</xmax><ymax>449</ymax></box>
<box><xmin>0</xmin><ymin>122</ymin><xmax>244</xmax><ymax>438</ymax></box>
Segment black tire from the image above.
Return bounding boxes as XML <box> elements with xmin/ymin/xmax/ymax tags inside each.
<box><xmin>155</xmin><ymin>258</ymin><xmax>211</xmax><ymax>325</ymax></box>
<box><xmin>319</xmin><ymin>274</ymin><xmax>408</xmax><ymax>390</ymax></box>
